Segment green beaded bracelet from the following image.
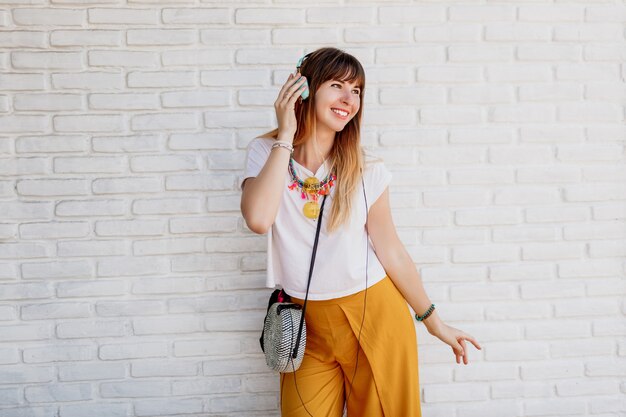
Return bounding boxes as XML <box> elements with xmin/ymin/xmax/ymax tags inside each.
<box><xmin>415</xmin><ymin>303</ymin><xmax>435</xmax><ymax>322</ymax></box>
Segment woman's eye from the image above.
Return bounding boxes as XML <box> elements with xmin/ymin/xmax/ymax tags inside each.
<box><xmin>332</xmin><ymin>83</ymin><xmax>360</xmax><ymax>94</ymax></box>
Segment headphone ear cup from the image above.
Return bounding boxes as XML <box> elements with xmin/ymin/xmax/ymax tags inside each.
<box><xmin>300</xmin><ymin>79</ymin><xmax>309</xmax><ymax>100</ymax></box>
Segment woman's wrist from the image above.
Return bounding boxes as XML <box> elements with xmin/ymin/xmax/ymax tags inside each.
<box><xmin>422</xmin><ymin>310</ymin><xmax>444</xmax><ymax>335</ymax></box>
<box><xmin>276</xmin><ymin>132</ymin><xmax>294</xmax><ymax>145</ymax></box>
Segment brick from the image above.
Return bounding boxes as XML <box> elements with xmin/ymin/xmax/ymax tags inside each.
<box><xmin>0</xmin><ymin>407</ymin><xmax>56</xmax><ymax>417</ymax></box>
<box><xmin>132</xmin><ymin>198</ymin><xmax>202</xmax><ymax>215</ymax></box>
<box><xmin>19</xmin><ymin>222</ymin><xmax>90</xmax><ymax>240</ymax></box>
<box><xmin>50</xmin><ymin>30</ymin><xmax>121</xmax><ymax>46</ymax></box>
<box><xmin>453</xmin><ymin>245</ymin><xmax>518</xmax><ymax>263</ymax></box>
<box><xmin>518</xmin><ymin>83</ymin><xmax>582</xmax><ymax>102</ymax></box>
<box><xmin>377</xmin><ymin>46</ymin><xmax>444</xmax><ymax>64</ymax></box>
<box><xmin>449</xmin><ymin>46</ymin><xmax>513</xmax><ymax>62</ymax></box>
<box><xmin>57</xmin><ymin>320</ymin><xmax>126</xmax><ymax>339</ymax></box>
<box><xmin>209</xmin><ymin>394</ymin><xmax>278</xmax><ymax>413</ymax></box>
<box><xmin>92</xmin><ymin>177</ymin><xmax>161</xmax><ymax>194</ymax></box>
<box><xmin>25</xmin><ymin>383</ymin><xmax>92</xmax><ymax>403</ymax></box>
<box><xmin>492</xmin><ymin>104</ymin><xmax>555</xmax><ymax>123</ymax></box>
<box><xmin>96</xmin><ymin>300</ymin><xmax>165</xmax><ymax>317</ymax></box>
<box><xmin>522</xmin><ymin>242</ymin><xmax>583</xmax><ymax>261</ymax></box>
<box><xmin>558</xmin><ymin>103</ymin><xmax>623</xmax><ymax>122</ymax></box>
<box><xmin>170</xmin><ymin>217</ymin><xmax>237</xmax><ymax>234</ymax></box>
<box><xmin>0</xmin><ymin>347</ymin><xmax>18</xmax><ymax>364</ymax></box>
<box><xmin>554</xmin><ymin>23</ymin><xmax>623</xmax><ymax>41</ymax></box>
<box><xmin>57</xmin><ymin>280</ymin><xmax>126</xmax><ymax>298</ymax></box>
<box><xmin>133</xmin><ymin>237</ymin><xmax>204</xmax><ymax>255</ymax></box>
<box><xmin>0</xmin><ymin>387</ymin><xmax>20</xmax><ymax>406</ymax></box>
<box><xmin>450</xmin><ymin>84</ymin><xmax>513</xmax><ymax>104</ymax></box>
<box><xmin>12</xmin><ymin>8</ymin><xmax>84</xmax><ymax>26</ymax></box>
<box><xmin>97</xmin><ymin>256</ymin><xmax>169</xmax><ymax>277</ymax></box>
<box><xmin>89</xmin><ymin>50</ymin><xmax>158</xmax><ymax>68</ymax></box>
<box><xmin>54</xmin><ymin>156</ymin><xmax>126</xmax><ymax>174</ymax></box>
<box><xmin>584</xmin><ymin>44</ymin><xmax>626</xmax><ymax>61</ymax></box>
<box><xmin>0</xmin><ymin>365</ymin><xmax>54</xmax><ymax>384</ymax></box>
<box><xmin>131</xmin><ymin>360</ymin><xmax>198</xmax><ymax>377</ymax></box>
<box><xmin>275</xmin><ymin>27</ymin><xmax>339</xmax><ymax>44</ymax></box>
<box><xmin>174</xmin><ymin>337</ymin><xmax>240</xmax><ymax>357</ymax></box>
<box><xmin>127</xmin><ymin>29</ymin><xmax>195</xmax><ymax>46</ymax></box>
<box><xmin>127</xmin><ymin>71</ymin><xmax>195</xmax><ymax>88</ymax></box>
<box><xmin>519</xmin><ymin>5</ymin><xmax>583</xmax><ymax>21</ymax></box>
<box><xmin>21</xmin><ymin>302</ymin><xmax>90</xmax><ymax>320</ymax></box>
<box><xmin>22</xmin><ymin>261</ymin><xmax>93</xmax><ymax>279</ymax></box>
<box><xmin>0</xmin><ymin>283</ymin><xmax>52</xmax><ymax>301</ymax></box>
<box><xmin>99</xmin><ymin>342</ymin><xmax>167</xmax><ymax>360</ymax></box>
<box><xmin>134</xmin><ymin>398</ymin><xmax>203</xmax><ymax>417</ymax></box>
<box><xmin>132</xmin><ymin>316</ymin><xmax>202</xmax><ymax>335</ymax></box>
<box><xmin>414</xmin><ymin>24</ymin><xmax>481</xmax><ymax>42</ymax></box>
<box><xmin>23</xmin><ymin>345</ymin><xmax>93</xmax><ymax>363</ymax></box>
<box><xmin>423</xmin><ymin>383</ymin><xmax>489</xmax><ymax>403</ymax></box>
<box><xmin>57</xmin><ymin>240</ymin><xmax>127</xmax><ymax>257</ymax></box>
<box><xmin>53</xmin><ymin>115</ymin><xmax>124</xmax><ymax>133</ymax></box>
<box><xmin>487</xmin><ymin>64</ymin><xmax>552</xmax><ymax>82</ymax></box>
<box><xmin>518</xmin><ymin>45</ymin><xmax>581</xmax><ymax>61</ymax></box>
<box><xmin>132</xmin><ymin>277</ymin><xmax>205</xmax><ymax>295</ymax></box>
<box><xmin>163</xmin><ymin>8</ymin><xmax>228</xmax><ymax>24</ymax></box>
<box><xmin>419</xmin><ymin>106</ymin><xmax>483</xmax><ymax>124</ymax></box>
<box><xmin>0</xmin><ymin>243</ymin><xmax>50</xmax><ymax>256</ymax></box>
<box><xmin>449</xmin><ymin>5</ymin><xmax>515</xmax><ymax>21</ymax></box>
<box><xmin>485</xmin><ymin>23</ymin><xmax>551</xmax><ymax>41</ymax></box>
<box><xmin>100</xmin><ymin>380</ymin><xmax>169</xmax><ymax>398</ymax></box>
<box><xmin>59</xmin><ymin>403</ymin><xmax>129</xmax><ymax>417</ymax></box>
<box><xmin>92</xmin><ymin>134</ymin><xmax>160</xmax><ymax>153</ymax></box>
<box><xmin>52</xmin><ymin>72</ymin><xmax>123</xmax><ymax>90</ymax></box>
<box><xmin>56</xmin><ymin>199</ymin><xmax>126</xmax><ymax>217</ymax></box>
<box><xmin>88</xmin><ymin>8</ymin><xmax>157</xmax><ymax>24</ymax></box>
<box><xmin>172</xmin><ymin>376</ymin><xmax>239</xmax><ymax>395</ymax></box>
<box><xmin>58</xmin><ymin>362</ymin><xmax>125</xmax><ymax>381</ymax></box>
<box><xmin>14</xmin><ymin>93</ymin><xmax>82</xmax><ymax>111</ymax></box>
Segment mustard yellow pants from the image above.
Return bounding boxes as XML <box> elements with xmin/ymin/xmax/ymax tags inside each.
<box><xmin>280</xmin><ymin>275</ymin><xmax>422</xmax><ymax>417</ymax></box>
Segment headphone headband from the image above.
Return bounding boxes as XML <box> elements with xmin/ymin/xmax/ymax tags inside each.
<box><xmin>296</xmin><ymin>53</ymin><xmax>310</xmax><ymax>72</ymax></box>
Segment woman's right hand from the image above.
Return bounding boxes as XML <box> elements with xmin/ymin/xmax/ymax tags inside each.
<box><xmin>274</xmin><ymin>71</ymin><xmax>308</xmax><ymax>139</ymax></box>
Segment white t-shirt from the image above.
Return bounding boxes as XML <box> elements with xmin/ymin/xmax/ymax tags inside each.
<box><xmin>240</xmin><ymin>137</ymin><xmax>393</xmax><ymax>300</ymax></box>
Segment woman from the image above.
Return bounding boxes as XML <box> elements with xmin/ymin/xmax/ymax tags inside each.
<box><xmin>240</xmin><ymin>47</ymin><xmax>481</xmax><ymax>416</ymax></box>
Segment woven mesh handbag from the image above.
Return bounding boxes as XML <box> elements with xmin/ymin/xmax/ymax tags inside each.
<box><xmin>259</xmin><ymin>193</ymin><xmax>328</xmax><ymax>373</ymax></box>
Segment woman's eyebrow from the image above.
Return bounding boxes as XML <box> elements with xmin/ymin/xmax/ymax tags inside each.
<box><xmin>336</xmin><ymin>80</ymin><xmax>361</xmax><ymax>89</ymax></box>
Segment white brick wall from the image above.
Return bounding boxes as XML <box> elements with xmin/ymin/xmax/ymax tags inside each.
<box><xmin>0</xmin><ymin>1</ymin><xmax>624</xmax><ymax>416</ymax></box>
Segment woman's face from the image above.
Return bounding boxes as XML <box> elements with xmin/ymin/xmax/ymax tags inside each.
<box><xmin>313</xmin><ymin>78</ymin><xmax>361</xmax><ymax>132</ymax></box>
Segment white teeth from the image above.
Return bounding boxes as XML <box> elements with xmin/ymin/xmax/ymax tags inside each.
<box><xmin>332</xmin><ymin>109</ymin><xmax>348</xmax><ymax>116</ymax></box>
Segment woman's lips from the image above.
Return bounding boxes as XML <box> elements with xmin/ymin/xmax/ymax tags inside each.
<box><xmin>331</xmin><ymin>108</ymin><xmax>349</xmax><ymax>120</ymax></box>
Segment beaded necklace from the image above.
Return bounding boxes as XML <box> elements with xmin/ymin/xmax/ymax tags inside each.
<box><xmin>288</xmin><ymin>156</ymin><xmax>336</xmax><ymax>219</ymax></box>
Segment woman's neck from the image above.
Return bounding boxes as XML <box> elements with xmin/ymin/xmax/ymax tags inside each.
<box><xmin>292</xmin><ymin>137</ymin><xmax>334</xmax><ymax>175</ymax></box>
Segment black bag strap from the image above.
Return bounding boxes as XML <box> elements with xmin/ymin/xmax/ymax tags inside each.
<box><xmin>292</xmin><ymin>192</ymin><xmax>328</xmax><ymax>358</ymax></box>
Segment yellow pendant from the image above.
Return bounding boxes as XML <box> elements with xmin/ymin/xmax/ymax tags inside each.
<box><xmin>303</xmin><ymin>201</ymin><xmax>320</xmax><ymax>219</ymax></box>
<box><xmin>303</xmin><ymin>176</ymin><xmax>320</xmax><ymax>193</ymax></box>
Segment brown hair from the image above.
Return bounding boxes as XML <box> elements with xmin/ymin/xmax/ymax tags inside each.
<box><xmin>258</xmin><ymin>47</ymin><xmax>378</xmax><ymax>233</ymax></box>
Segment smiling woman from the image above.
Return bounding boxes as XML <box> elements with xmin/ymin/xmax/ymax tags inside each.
<box><xmin>240</xmin><ymin>46</ymin><xmax>481</xmax><ymax>417</ymax></box>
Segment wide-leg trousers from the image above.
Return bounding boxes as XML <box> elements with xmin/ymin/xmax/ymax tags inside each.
<box><xmin>279</xmin><ymin>275</ymin><xmax>422</xmax><ymax>417</ymax></box>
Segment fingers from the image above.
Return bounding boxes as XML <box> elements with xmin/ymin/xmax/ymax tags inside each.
<box><xmin>278</xmin><ymin>73</ymin><xmax>307</xmax><ymax>104</ymax></box>
<box><xmin>467</xmin><ymin>335</ymin><xmax>482</xmax><ymax>350</ymax></box>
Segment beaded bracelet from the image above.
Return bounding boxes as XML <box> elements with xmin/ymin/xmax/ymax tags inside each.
<box><xmin>415</xmin><ymin>303</ymin><xmax>435</xmax><ymax>322</ymax></box>
<box><xmin>271</xmin><ymin>141</ymin><xmax>294</xmax><ymax>153</ymax></box>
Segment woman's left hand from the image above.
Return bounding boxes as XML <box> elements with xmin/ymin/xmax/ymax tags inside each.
<box><xmin>428</xmin><ymin>322</ymin><xmax>482</xmax><ymax>365</ymax></box>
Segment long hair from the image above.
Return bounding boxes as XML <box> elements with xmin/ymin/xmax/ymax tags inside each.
<box><xmin>258</xmin><ymin>47</ymin><xmax>374</xmax><ymax>234</ymax></box>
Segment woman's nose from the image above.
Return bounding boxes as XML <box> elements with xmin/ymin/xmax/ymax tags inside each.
<box><xmin>341</xmin><ymin>90</ymin><xmax>355</xmax><ymax>104</ymax></box>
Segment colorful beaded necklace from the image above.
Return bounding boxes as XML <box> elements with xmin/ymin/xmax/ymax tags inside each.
<box><xmin>288</xmin><ymin>156</ymin><xmax>336</xmax><ymax>219</ymax></box>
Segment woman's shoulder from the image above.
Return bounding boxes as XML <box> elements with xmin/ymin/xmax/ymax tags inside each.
<box><xmin>247</xmin><ymin>136</ymin><xmax>276</xmax><ymax>150</ymax></box>
<box><xmin>362</xmin><ymin>147</ymin><xmax>386</xmax><ymax>172</ymax></box>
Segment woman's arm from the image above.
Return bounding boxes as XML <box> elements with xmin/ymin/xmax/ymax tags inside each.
<box><xmin>240</xmin><ymin>134</ymin><xmax>293</xmax><ymax>234</ymax></box>
<box><xmin>366</xmin><ymin>187</ymin><xmax>444</xmax><ymax>335</ymax></box>
<box><xmin>368</xmin><ymin>187</ymin><xmax>483</xmax><ymax>363</ymax></box>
